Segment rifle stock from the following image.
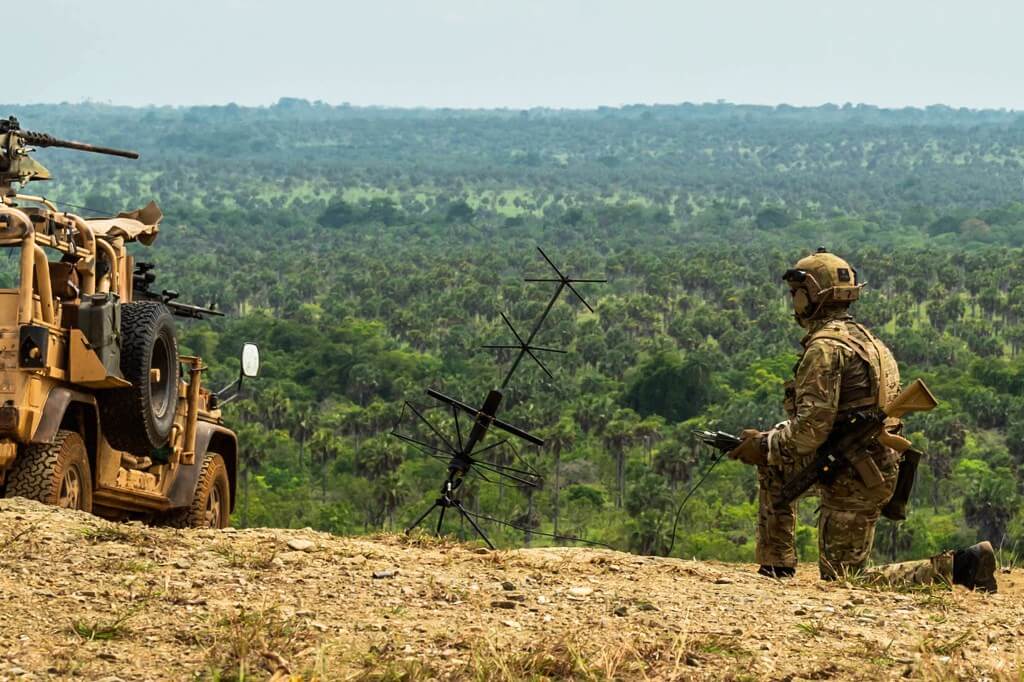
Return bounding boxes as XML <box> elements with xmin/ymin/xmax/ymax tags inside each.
<box><xmin>883</xmin><ymin>379</ymin><xmax>938</xmax><ymax>420</ymax></box>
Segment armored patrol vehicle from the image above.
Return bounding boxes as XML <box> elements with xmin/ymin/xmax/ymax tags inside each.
<box><xmin>0</xmin><ymin>116</ymin><xmax>257</xmax><ymax>527</ymax></box>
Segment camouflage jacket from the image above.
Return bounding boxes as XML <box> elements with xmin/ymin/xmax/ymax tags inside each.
<box><xmin>767</xmin><ymin>313</ymin><xmax>900</xmax><ymax>468</ymax></box>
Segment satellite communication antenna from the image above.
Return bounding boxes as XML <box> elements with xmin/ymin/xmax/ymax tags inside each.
<box><xmin>392</xmin><ymin>247</ymin><xmax>605</xmax><ymax>548</ymax></box>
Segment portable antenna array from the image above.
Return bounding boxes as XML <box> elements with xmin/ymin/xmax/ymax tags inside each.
<box><xmin>392</xmin><ymin>247</ymin><xmax>605</xmax><ymax>547</ymax></box>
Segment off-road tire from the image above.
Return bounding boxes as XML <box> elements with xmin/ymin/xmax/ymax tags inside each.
<box><xmin>99</xmin><ymin>302</ymin><xmax>179</xmax><ymax>453</ymax></box>
<box><xmin>163</xmin><ymin>453</ymin><xmax>230</xmax><ymax>529</ymax></box>
<box><xmin>5</xmin><ymin>430</ymin><xmax>93</xmax><ymax>512</ymax></box>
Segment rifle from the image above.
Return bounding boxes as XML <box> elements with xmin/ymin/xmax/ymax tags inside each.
<box><xmin>775</xmin><ymin>378</ymin><xmax>937</xmax><ymax>509</ymax></box>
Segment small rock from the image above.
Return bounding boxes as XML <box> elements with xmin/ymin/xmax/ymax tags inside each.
<box><xmin>568</xmin><ymin>586</ymin><xmax>593</xmax><ymax>598</ymax></box>
<box><xmin>287</xmin><ymin>538</ymin><xmax>315</xmax><ymax>552</ymax></box>
<box><xmin>491</xmin><ymin>600</ymin><xmax>518</xmax><ymax>609</ymax></box>
<box><xmin>507</xmin><ymin>594</ymin><xmax>527</xmax><ymax>602</ymax></box>
<box><xmin>372</xmin><ymin>569</ymin><xmax>398</xmax><ymax>579</ymax></box>
<box><xmin>636</xmin><ymin>602</ymin><xmax>659</xmax><ymax>612</ymax></box>
<box><xmin>851</xmin><ymin>596</ymin><xmax>866</xmax><ymax>605</ymax></box>
<box><xmin>793</xmin><ymin>608</ymin><xmax>808</xmax><ymax>616</ymax></box>
<box><xmin>472</xmin><ymin>547</ymin><xmax>490</xmax><ymax>554</ymax></box>
<box><xmin>502</xmin><ymin>619</ymin><xmax>521</xmax><ymax>629</ymax></box>
<box><xmin>8</xmin><ymin>668</ymin><xmax>26</xmax><ymax>677</ymax></box>
<box><xmin>613</xmin><ymin>606</ymin><xmax>628</xmax><ymax>617</ymax></box>
<box><xmin>713</xmin><ymin>578</ymin><xmax>734</xmax><ymax>585</ymax></box>
<box><xmin>501</xmin><ymin>581</ymin><xmax>516</xmax><ymax>591</ymax></box>
<box><xmin>173</xmin><ymin>558</ymin><xmax>191</xmax><ymax>569</ymax></box>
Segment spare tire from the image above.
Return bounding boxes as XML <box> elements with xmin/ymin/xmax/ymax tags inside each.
<box><xmin>99</xmin><ymin>302</ymin><xmax>179</xmax><ymax>453</ymax></box>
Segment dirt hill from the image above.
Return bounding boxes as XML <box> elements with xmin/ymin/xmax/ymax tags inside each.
<box><xmin>0</xmin><ymin>498</ymin><xmax>1021</xmax><ymax>681</ymax></box>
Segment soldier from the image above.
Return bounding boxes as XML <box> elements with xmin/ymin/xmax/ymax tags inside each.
<box><xmin>725</xmin><ymin>248</ymin><xmax>998</xmax><ymax>591</ymax></box>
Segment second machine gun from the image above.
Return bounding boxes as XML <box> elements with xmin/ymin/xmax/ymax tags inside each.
<box><xmin>132</xmin><ymin>262</ymin><xmax>223</xmax><ymax>320</ymax></box>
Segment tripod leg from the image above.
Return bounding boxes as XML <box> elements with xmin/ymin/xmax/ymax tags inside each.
<box><xmin>454</xmin><ymin>501</ymin><xmax>494</xmax><ymax>550</ymax></box>
<box><xmin>406</xmin><ymin>502</ymin><xmax>438</xmax><ymax>535</ymax></box>
<box><xmin>435</xmin><ymin>504</ymin><xmax>447</xmax><ymax>535</ymax></box>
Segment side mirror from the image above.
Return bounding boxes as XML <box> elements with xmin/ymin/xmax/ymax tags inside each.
<box><xmin>241</xmin><ymin>342</ymin><xmax>260</xmax><ymax>378</ymax></box>
<box><xmin>215</xmin><ymin>342</ymin><xmax>261</xmax><ymax>406</ymax></box>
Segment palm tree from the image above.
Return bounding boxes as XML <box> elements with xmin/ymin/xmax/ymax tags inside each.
<box><xmin>544</xmin><ymin>415</ymin><xmax>577</xmax><ymax>538</ymax></box>
<box><xmin>603</xmin><ymin>408</ymin><xmax>640</xmax><ymax>508</ymax></box>
<box><xmin>309</xmin><ymin>427</ymin><xmax>343</xmax><ymax>505</ymax></box>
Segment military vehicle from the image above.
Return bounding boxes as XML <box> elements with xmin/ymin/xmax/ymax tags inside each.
<box><xmin>0</xmin><ymin>116</ymin><xmax>258</xmax><ymax>528</ymax></box>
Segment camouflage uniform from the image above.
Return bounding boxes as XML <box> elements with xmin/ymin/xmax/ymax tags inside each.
<box><xmin>861</xmin><ymin>552</ymin><xmax>954</xmax><ymax>588</ymax></box>
<box><xmin>759</xmin><ymin>312</ymin><xmax>903</xmax><ymax>579</ymax></box>
<box><xmin>744</xmin><ymin>250</ymin><xmax>967</xmax><ymax>589</ymax></box>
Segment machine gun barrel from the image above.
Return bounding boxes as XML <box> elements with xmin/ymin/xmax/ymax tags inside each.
<box><xmin>19</xmin><ymin>130</ymin><xmax>139</xmax><ymax>159</ymax></box>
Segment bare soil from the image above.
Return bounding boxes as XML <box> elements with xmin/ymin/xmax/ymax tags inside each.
<box><xmin>0</xmin><ymin>498</ymin><xmax>1021</xmax><ymax>681</ymax></box>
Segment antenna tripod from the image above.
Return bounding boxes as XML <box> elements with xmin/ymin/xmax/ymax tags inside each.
<box><xmin>408</xmin><ymin>459</ymin><xmax>495</xmax><ymax>548</ymax></box>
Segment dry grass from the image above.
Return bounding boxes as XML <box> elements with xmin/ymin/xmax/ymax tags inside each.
<box><xmin>70</xmin><ymin>594</ymin><xmax>154</xmax><ymax>642</ymax></box>
<box><xmin>193</xmin><ymin>605</ymin><xmax>314</xmax><ymax>681</ymax></box>
<box><xmin>0</xmin><ymin>498</ymin><xmax>1021</xmax><ymax>681</ymax></box>
<box><xmin>80</xmin><ymin>524</ymin><xmax>144</xmax><ymax>544</ymax></box>
<box><xmin>212</xmin><ymin>540</ymin><xmax>279</xmax><ymax>570</ymax></box>
<box><xmin>351</xmin><ymin>630</ymin><xmax>756</xmax><ymax>681</ymax></box>
<box><xmin>0</xmin><ymin>521</ymin><xmax>40</xmax><ymax>557</ymax></box>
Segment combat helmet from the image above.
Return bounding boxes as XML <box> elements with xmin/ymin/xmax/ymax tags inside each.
<box><xmin>782</xmin><ymin>247</ymin><xmax>863</xmax><ymax>322</ymax></box>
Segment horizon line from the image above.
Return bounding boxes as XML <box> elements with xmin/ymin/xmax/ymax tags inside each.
<box><xmin>3</xmin><ymin>99</ymin><xmax>1023</xmax><ymax>115</ymax></box>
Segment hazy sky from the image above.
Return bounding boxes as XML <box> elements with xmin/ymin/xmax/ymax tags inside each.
<box><xmin>13</xmin><ymin>0</ymin><xmax>1024</xmax><ymax>110</ymax></box>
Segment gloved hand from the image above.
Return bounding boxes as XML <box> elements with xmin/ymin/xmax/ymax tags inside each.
<box><xmin>727</xmin><ymin>428</ymin><xmax>767</xmax><ymax>466</ymax></box>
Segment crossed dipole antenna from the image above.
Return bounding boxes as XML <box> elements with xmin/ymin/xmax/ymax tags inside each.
<box><xmin>392</xmin><ymin>247</ymin><xmax>606</xmax><ymax>548</ymax></box>
<box><xmin>486</xmin><ymin>247</ymin><xmax>604</xmax><ymax>387</ymax></box>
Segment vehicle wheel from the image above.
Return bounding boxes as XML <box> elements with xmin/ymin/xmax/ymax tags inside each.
<box><xmin>5</xmin><ymin>430</ymin><xmax>93</xmax><ymax>512</ymax></box>
<box><xmin>164</xmin><ymin>453</ymin><xmax>230</xmax><ymax>529</ymax></box>
<box><xmin>99</xmin><ymin>302</ymin><xmax>179</xmax><ymax>453</ymax></box>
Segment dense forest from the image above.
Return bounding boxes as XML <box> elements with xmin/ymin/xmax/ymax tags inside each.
<box><xmin>5</xmin><ymin>100</ymin><xmax>1024</xmax><ymax>566</ymax></box>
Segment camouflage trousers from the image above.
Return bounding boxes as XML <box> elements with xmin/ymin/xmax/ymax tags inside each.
<box><xmin>756</xmin><ymin>447</ymin><xmax>901</xmax><ymax>580</ymax></box>
<box><xmin>860</xmin><ymin>552</ymin><xmax>955</xmax><ymax>588</ymax></box>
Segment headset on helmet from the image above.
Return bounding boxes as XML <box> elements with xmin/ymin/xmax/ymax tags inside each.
<box><xmin>782</xmin><ymin>247</ymin><xmax>863</xmax><ymax>319</ymax></box>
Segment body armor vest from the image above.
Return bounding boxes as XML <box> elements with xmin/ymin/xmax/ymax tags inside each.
<box><xmin>805</xmin><ymin>319</ymin><xmax>901</xmax><ymax>414</ymax></box>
